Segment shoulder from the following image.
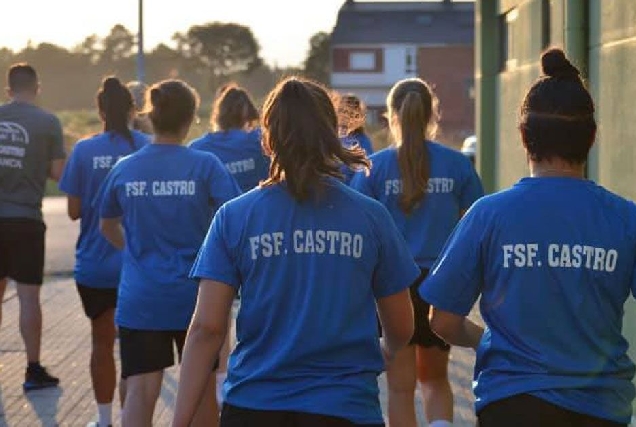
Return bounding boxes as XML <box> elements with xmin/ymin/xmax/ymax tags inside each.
<box><xmin>188</xmin><ymin>133</ymin><xmax>212</xmax><ymax>150</ymax></box>
<box><xmin>221</xmin><ymin>186</ymin><xmax>271</xmax><ymax>217</ymax></box>
<box><xmin>34</xmin><ymin>107</ymin><xmax>62</xmax><ymax>129</ymax></box>
<box><xmin>71</xmin><ymin>133</ymin><xmax>105</xmax><ymax>152</ymax></box>
<box><xmin>588</xmin><ymin>183</ymin><xmax>636</xmax><ymax>231</ymax></box>
<box><xmin>333</xmin><ymin>180</ymin><xmax>391</xmax><ymax>219</ymax></box>
<box><xmin>131</xmin><ymin>129</ymin><xmax>151</xmax><ymax>143</ymax></box>
<box><xmin>369</xmin><ymin>146</ymin><xmax>396</xmax><ymax>162</ymax></box>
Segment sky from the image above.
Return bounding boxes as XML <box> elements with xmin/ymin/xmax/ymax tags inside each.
<box><xmin>1</xmin><ymin>0</ymin><xmax>443</xmax><ymax>67</ymax></box>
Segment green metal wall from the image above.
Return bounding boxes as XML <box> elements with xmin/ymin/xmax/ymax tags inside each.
<box><xmin>587</xmin><ymin>2</ymin><xmax>636</xmax><ymax>419</ymax></box>
<box><xmin>477</xmin><ymin>0</ymin><xmax>636</xmax><ymax>421</ymax></box>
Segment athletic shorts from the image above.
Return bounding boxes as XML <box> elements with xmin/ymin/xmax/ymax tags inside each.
<box><xmin>0</xmin><ymin>218</ymin><xmax>46</xmax><ymax>285</ymax></box>
<box><xmin>76</xmin><ymin>283</ymin><xmax>117</xmax><ymax>320</ymax></box>
<box><xmin>378</xmin><ymin>269</ymin><xmax>450</xmax><ymax>350</ymax></box>
<box><xmin>118</xmin><ymin>327</ymin><xmax>219</xmax><ymax>379</ymax></box>
<box><xmin>477</xmin><ymin>394</ymin><xmax>626</xmax><ymax>427</ymax></box>
<box><xmin>410</xmin><ymin>268</ymin><xmax>450</xmax><ymax>350</ymax></box>
<box><xmin>220</xmin><ymin>403</ymin><xmax>385</xmax><ymax>427</ymax></box>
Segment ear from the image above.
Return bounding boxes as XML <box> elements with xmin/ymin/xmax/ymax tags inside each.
<box><xmin>5</xmin><ymin>87</ymin><xmax>11</xmax><ymax>99</ymax></box>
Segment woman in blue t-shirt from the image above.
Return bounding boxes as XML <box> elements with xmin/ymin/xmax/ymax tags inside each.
<box><xmin>99</xmin><ymin>79</ymin><xmax>241</xmax><ymax>427</ymax></box>
<box><xmin>336</xmin><ymin>93</ymin><xmax>375</xmax><ymax>157</ymax></box>
<box><xmin>422</xmin><ymin>49</ymin><xmax>636</xmax><ymax>427</ymax></box>
<box><xmin>59</xmin><ymin>76</ymin><xmax>149</xmax><ymax>427</ymax></box>
<box><xmin>172</xmin><ymin>76</ymin><xmax>419</xmax><ymax>427</ymax></box>
<box><xmin>189</xmin><ymin>84</ymin><xmax>269</xmax><ymax>192</ymax></box>
<box><xmin>350</xmin><ymin>78</ymin><xmax>484</xmax><ymax>427</ymax></box>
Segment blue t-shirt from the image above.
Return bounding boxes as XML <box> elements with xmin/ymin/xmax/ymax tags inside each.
<box><xmin>342</xmin><ymin>131</ymin><xmax>374</xmax><ymax>157</ymax></box>
<box><xmin>190</xmin><ymin>179</ymin><xmax>420</xmax><ymax>424</ymax></box>
<box><xmin>350</xmin><ymin>141</ymin><xmax>484</xmax><ymax>267</ymax></box>
<box><xmin>189</xmin><ymin>129</ymin><xmax>270</xmax><ymax>192</ymax></box>
<box><xmin>59</xmin><ymin>131</ymin><xmax>150</xmax><ymax>288</ymax></box>
<box><xmin>420</xmin><ymin>177</ymin><xmax>636</xmax><ymax>424</ymax></box>
<box><xmin>99</xmin><ymin>144</ymin><xmax>241</xmax><ymax>330</ymax></box>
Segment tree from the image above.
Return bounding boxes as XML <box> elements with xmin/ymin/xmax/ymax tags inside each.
<box><xmin>303</xmin><ymin>31</ymin><xmax>331</xmax><ymax>84</ymax></box>
<box><xmin>101</xmin><ymin>24</ymin><xmax>135</xmax><ymax>63</ymax></box>
<box><xmin>173</xmin><ymin>22</ymin><xmax>262</xmax><ymax>90</ymax></box>
<box><xmin>72</xmin><ymin>34</ymin><xmax>101</xmax><ymax>64</ymax></box>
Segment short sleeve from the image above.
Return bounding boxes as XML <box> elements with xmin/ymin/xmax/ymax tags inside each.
<box><xmin>190</xmin><ymin>205</ymin><xmax>241</xmax><ymax>288</ymax></box>
<box><xmin>207</xmin><ymin>156</ymin><xmax>242</xmax><ymax>206</ymax></box>
<box><xmin>419</xmin><ymin>205</ymin><xmax>486</xmax><ymax>315</ymax></box>
<box><xmin>371</xmin><ymin>204</ymin><xmax>420</xmax><ymax>298</ymax></box>
<box><xmin>58</xmin><ymin>144</ymin><xmax>83</xmax><ymax>197</ymax></box>
<box><xmin>459</xmin><ymin>158</ymin><xmax>484</xmax><ymax>210</ymax></box>
<box><xmin>350</xmin><ymin>171</ymin><xmax>375</xmax><ymax>199</ymax></box>
<box><xmin>48</xmin><ymin>115</ymin><xmax>66</xmax><ymax>160</ymax></box>
<box><xmin>98</xmin><ymin>168</ymin><xmax>123</xmax><ymax>218</ymax></box>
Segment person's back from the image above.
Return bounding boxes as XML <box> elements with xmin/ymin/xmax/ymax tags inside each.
<box><xmin>174</xmin><ymin>76</ymin><xmax>417</xmax><ymax>427</ymax></box>
<box><xmin>467</xmin><ymin>178</ymin><xmax>636</xmax><ymax>416</ymax></box>
<box><xmin>102</xmin><ymin>144</ymin><xmax>239</xmax><ymax>329</ymax></box>
<box><xmin>0</xmin><ymin>98</ymin><xmax>64</xmax><ymax>219</ymax></box>
<box><xmin>209</xmin><ymin>181</ymin><xmax>408</xmax><ymax>414</ymax></box>
<box><xmin>422</xmin><ymin>49</ymin><xmax>636</xmax><ymax>426</ymax></box>
<box><xmin>0</xmin><ymin>63</ymin><xmax>65</xmax><ymax>392</ymax></box>
<box><xmin>354</xmin><ymin>141</ymin><xmax>482</xmax><ymax>267</ymax></box>
<box><xmin>61</xmin><ymin>130</ymin><xmax>149</xmax><ymax>286</ymax></box>
<box><xmin>190</xmin><ymin>129</ymin><xmax>269</xmax><ymax>192</ymax></box>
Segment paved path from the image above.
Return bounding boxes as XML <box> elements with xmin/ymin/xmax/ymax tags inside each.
<box><xmin>0</xmin><ymin>197</ymin><xmax>478</xmax><ymax>426</ymax></box>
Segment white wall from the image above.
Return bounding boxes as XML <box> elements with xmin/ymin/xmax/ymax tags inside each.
<box><xmin>331</xmin><ymin>43</ymin><xmax>419</xmax><ymax>88</ymax></box>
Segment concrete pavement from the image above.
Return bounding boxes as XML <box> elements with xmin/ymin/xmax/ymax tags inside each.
<box><xmin>0</xmin><ymin>197</ymin><xmax>478</xmax><ymax>426</ymax></box>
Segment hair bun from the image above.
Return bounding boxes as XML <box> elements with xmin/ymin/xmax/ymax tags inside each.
<box><xmin>541</xmin><ymin>48</ymin><xmax>580</xmax><ymax>79</ymax></box>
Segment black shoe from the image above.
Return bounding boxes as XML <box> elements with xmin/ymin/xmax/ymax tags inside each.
<box><xmin>23</xmin><ymin>365</ymin><xmax>59</xmax><ymax>392</ymax></box>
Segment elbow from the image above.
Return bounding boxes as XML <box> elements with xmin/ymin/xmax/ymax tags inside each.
<box><xmin>188</xmin><ymin>319</ymin><xmax>227</xmax><ymax>341</ymax></box>
<box><xmin>429</xmin><ymin>312</ymin><xmax>455</xmax><ymax>343</ymax></box>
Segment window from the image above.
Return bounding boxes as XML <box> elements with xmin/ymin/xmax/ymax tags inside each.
<box><xmin>542</xmin><ymin>0</ymin><xmax>551</xmax><ymax>48</ymax></box>
<box><xmin>350</xmin><ymin>52</ymin><xmax>376</xmax><ymax>71</ymax></box>
<box><xmin>499</xmin><ymin>8</ymin><xmax>518</xmax><ymax>71</ymax></box>
<box><xmin>405</xmin><ymin>47</ymin><xmax>416</xmax><ymax>74</ymax></box>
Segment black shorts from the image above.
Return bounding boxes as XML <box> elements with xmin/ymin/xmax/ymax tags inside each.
<box><xmin>477</xmin><ymin>394</ymin><xmax>626</xmax><ymax>427</ymax></box>
<box><xmin>410</xmin><ymin>269</ymin><xmax>450</xmax><ymax>350</ymax></box>
<box><xmin>220</xmin><ymin>403</ymin><xmax>384</xmax><ymax>427</ymax></box>
<box><xmin>76</xmin><ymin>283</ymin><xmax>117</xmax><ymax>320</ymax></box>
<box><xmin>118</xmin><ymin>327</ymin><xmax>220</xmax><ymax>379</ymax></box>
<box><xmin>0</xmin><ymin>218</ymin><xmax>46</xmax><ymax>285</ymax></box>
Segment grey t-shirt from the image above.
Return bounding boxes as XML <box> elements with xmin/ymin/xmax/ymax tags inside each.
<box><xmin>0</xmin><ymin>101</ymin><xmax>65</xmax><ymax>221</ymax></box>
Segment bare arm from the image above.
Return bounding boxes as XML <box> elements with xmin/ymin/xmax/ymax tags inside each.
<box><xmin>376</xmin><ymin>288</ymin><xmax>413</xmax><ymax>362</ymax></box>
<box><xmin>67</xmin><ymin>196</ymin><xmax>81</xmax><ymax>221</ymax></box>
<box><xmin>49</xmin><ymin>159</ymin><xmax>65</xmax><ymax>182</ymax></box>
<box><xmin>429</xmin><ymin>308</ymin><xmax>483</xmax><ymax>350</ymax></box>
<box><xmin>99</xmin><ymin>217</ymin><xmax>125</xmax><ymax>250</ymax></box>
<box><xmin>172</xmin><ymin>280</ymin><xmax>236</xmax><ymax>427</ymax></box>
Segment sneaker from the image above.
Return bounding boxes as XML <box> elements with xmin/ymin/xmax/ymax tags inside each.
<box><xmin>23</xmin><ymin>365</ymin><xmax>59</xmax><ymax>392</ymax></box>
<box><xmin>86</xmin><ymin>422</ymin><xmax>112</xmax><ymax>427</ymax></box>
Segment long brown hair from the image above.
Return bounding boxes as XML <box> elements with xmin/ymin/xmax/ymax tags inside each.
<box><xmin>387</xmin><ymin>78</ymin><xmax>439</xmax><ymax>214</ymax></box>
<box><xmin>261</xmin><ymin>77</ymin><xmax>370</xmax><ymax>201</ymax></box>
<box><xmin>211</xmin><ymin>84</ymin><xmax>259</xmax><ymax>131</ymax></box>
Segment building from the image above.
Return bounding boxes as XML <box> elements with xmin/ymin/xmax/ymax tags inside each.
<box><xmin>330</xmin><ymin>0</ymin><xmax>475</xmax><ymax>146</ymax></box>
<box><xmin>476</xmin><ymin>1</ymin><xmax>636</xmax><ymax>421</ymax></box>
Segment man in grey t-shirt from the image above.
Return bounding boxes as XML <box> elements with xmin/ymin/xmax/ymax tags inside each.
<box><xmin>0</xmin><ymin>63</ymin><xmax>65</xmax><ymax>391</ymax></box>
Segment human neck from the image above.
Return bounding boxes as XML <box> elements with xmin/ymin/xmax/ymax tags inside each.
<box><xmin>530</xmin><ymin>159</ymin><xmax>585</xmax><ymax>178</ymax></box>
<box><xmin>153</xmin><ymin>134</ymin><xmax>183</xmax><ymax>145</ymax></box>
<box><xmin>11</xmin><ymin>93</ymin><xmax>36</xmax><ymax>104</ymax></box>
